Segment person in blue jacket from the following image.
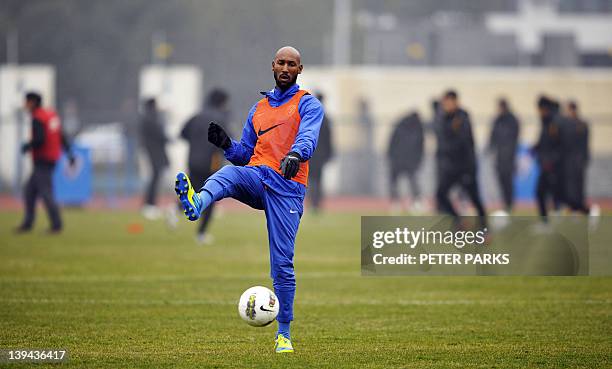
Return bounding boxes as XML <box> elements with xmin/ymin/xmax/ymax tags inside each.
<box><xmin>174</xmin><ymin>46</ymin><xmax>323</xmax><ymax>353</ymax></box>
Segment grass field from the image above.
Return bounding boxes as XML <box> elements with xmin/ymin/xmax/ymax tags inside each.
<box><xmin>1</xmin><ymin>208</ymin><xmax>611</xmax><ymax>368</ymax></box>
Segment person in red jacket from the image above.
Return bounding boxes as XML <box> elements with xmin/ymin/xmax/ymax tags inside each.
<box><xmin>16</xmin><ymin>92</ymin><xmax>74</xmax><ymax>234</ymax></box>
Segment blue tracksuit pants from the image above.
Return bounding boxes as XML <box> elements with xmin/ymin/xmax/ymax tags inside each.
<box><xmin>200</xmin><ymin>165</ymin><xmax>304</xmax><ymax>323</ymax></box>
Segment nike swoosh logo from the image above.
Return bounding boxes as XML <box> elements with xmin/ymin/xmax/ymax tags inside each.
<box><xmin>289</xmin><ymin>209</ymin><xmax>298</xmax><ymax>214</ymax></box>
<box><xmin>258</xmin><ymin>123</ymin><xmax>285</xmax><ymax>136</ymax></box>
<box><xmin>260</xmin><ymin>305</ymin><xmax>275</xmax><ymax>312</ymax></box>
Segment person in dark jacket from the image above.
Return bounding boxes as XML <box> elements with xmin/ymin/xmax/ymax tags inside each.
<box><xmin>487</xmin><ymin>98</ymin><xmax>520</xmax><ymax>212</ymax></box>
<box><xmin>307</xmin><ymin>92</ymin><xmax>333</xmax><ymax>213</ymax></box>
<box><xmin>532</xmin><ymin>96</ymin><xmax>563</xmax><ymax>222</ymax></box>
<box><xmin>387</xmin><ymin>111</ymin><xmax>424</xmax><ymax>212</ymax></box>
<box><xmin>550</xmin><ymin>99</ymin><xmax>567</xmax><ymax>212</ymax></box>
<box><xmin>180</xmin><ymin>88</ymin><xmax>230</xmax><ymax>242</ymax></box>
<box><xmin>16</xmin><ymin>92</ymin><xmax>74</xmax><ymax>234</ymax></box>
<box><xmin>561</xmin><ymin>100</ymin><xmax>590</xmax><ymax>214</ymax></box>
<box><xmin>434</xmin><ymin>90</ymin><xmax>487</xmax><ymax>227</ymax></box>
<box><xmin>139</xmin><ymin>98</ymin><xmax>169</xmax><ymax>218</ymax></box>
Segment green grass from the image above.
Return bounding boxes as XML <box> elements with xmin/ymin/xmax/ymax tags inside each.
<box><xmin>0</xmin><ymin>208</ymin><xmax>611</xmax><ymax>368</ymax></box>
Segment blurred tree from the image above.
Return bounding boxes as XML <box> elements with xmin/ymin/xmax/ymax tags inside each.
<box><xmin>0</xmin><ymin>0</ymin><xmax>332</xmax><ymax>125</ymax></box>
<box><xmin>2</xmin><ymin>0</ymin><xmax>514</xmax><ymax>122</ymax></box>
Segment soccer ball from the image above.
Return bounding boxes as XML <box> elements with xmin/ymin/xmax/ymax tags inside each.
<box><xmin>238</xmin><ymin>286</ymin><xmax>279</xmax><ymax>327</ymax></box>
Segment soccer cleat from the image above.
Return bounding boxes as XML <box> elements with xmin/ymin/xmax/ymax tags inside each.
<box><xmin>174</xmin><ymin>172</ymin><xmax>204</xmax><ymax>221</ymax></box>
<box><xmin>274</xmin><ymin>334</ymin><xmax>294</xmax><ymax>353</ymax></box>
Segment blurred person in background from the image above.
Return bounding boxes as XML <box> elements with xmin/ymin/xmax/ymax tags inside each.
<box><xmin>358</xmin><ymin>98</ymin><xmax>374</xmax><ymax>145</ymax></box>
<box><xmin>139</xmin><ymin>98</ymin><xmax>169</xmax><ymax>220</ymax></box>
<box><xmin>387</xmin><ymin>111</ymin><xmax>424</xmax><ymax>213</ymax></box>
<box><xmin>532</xmin><ymin>96</ymin><xmax>563</xmax><ymax>223</ymax></box>
<box><xmin>434</xmin><ymin>90</ymin><xmax>487</xmax><ymax>228</ymax></box>
<box><xmin>61</xmin><ymin>98</ymin><xmax>81</xmax><ymax>138</ymax></box>
<box><xmin>16</xmin><ymin>92</ymin><xmax>75</xmax><ymax>234</ymax></box>
<box><xmin>180</xmin><ymin>88</ymin><xmax>231</xmax><ymax>243</ymax></box>
<box><xmin>550</xmin><ymin>99</ymin><xmax>567</xmax><ymax>212</ymax></box>
<box><xmin>120</xmin><ymin>98</ymin><xmax>140</xmax><ymax>196</ymax></box>
<box><xmin>487</xmin><ymin>98</ymin><xmax>520</xmax><ymax>213</ymax></box>
<box><xmin>428</xmin><ymin>99</ymin><xmax>441</xmax><ymax>131</ymax></box>
<box><xmin>561</xmin><ymin>100</ymin><xmax>591</xmax><ymax>215</ymax></box>
<box><xmin>307</xmin><ymin>92</ymin><xmax>333</xmax><ymax>213</ymax></box>
<box><xmin>357</xmin><ymin>98</ymin><xmax>376</xmax><ymax>195</ymax></box>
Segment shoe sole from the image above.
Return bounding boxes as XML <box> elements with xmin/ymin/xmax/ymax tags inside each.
<box><xmin>174</xmin><ymin>172</ymin><xmax>199</xmax><ymax>221</ymax></box>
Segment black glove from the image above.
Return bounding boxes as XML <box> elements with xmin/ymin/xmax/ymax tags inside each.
<box><xmin>208</xmin><ymin>122</ymin><xmax>231</xmax><ymax>150</ymax></box>
<box><xmin>21</xmin><ymin>143</ymin><xmax>31</xmax><ymax>154</ymax></box>
<box><xmin>279</xmin><ymin>151</ymin><xmax>301</xmax><ymax>180</ymax></box>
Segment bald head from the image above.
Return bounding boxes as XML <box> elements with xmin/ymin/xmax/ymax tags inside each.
<box><xmin>275</xmin><ymin>46</ymin><xmax>301</xmax><ymax>64</ymax></box>
<box><xmin>272</xmin><ymin>46</ymin><xmax>303</xmax><ymax>91</ymax></box>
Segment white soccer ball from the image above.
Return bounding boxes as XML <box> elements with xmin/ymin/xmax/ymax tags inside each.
<box><xmin>238</xmin><ymin>286</ymin><xmax>279</xmax><ymax>327</ymax></box>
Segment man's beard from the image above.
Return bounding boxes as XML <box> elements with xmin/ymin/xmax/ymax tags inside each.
<box><xmin>274</xmin><ymin>73</ymin><xmax>298</xmax><ymax>90</ymax></box>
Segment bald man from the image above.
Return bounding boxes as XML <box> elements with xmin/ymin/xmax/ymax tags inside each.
<box><xmin>174</xmin><ymin>46</ymin><xmax>324</xmax><ymax>353</ymax></box>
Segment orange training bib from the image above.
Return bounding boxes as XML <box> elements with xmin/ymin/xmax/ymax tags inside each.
<box><xmin>248</xmin><ymin>90</ymin><xmax>309</xmax><ymax>185</ymax></box>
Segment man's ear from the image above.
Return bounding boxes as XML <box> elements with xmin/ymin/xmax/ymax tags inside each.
<box><xmin>271</xmin><ymin>60</ymin><xmax>275</xmax><ymax>71</ymax></box>
<box><xmin>298</xmin><ymin>64</ymin><xmax>303</xmax><ymax>74</ymax></box>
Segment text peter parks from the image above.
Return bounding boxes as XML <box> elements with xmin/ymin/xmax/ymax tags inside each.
<box><xmin>361</xmin><ymin>216</ymin><xmax>592</xmax><ymax>276</ymax></box>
